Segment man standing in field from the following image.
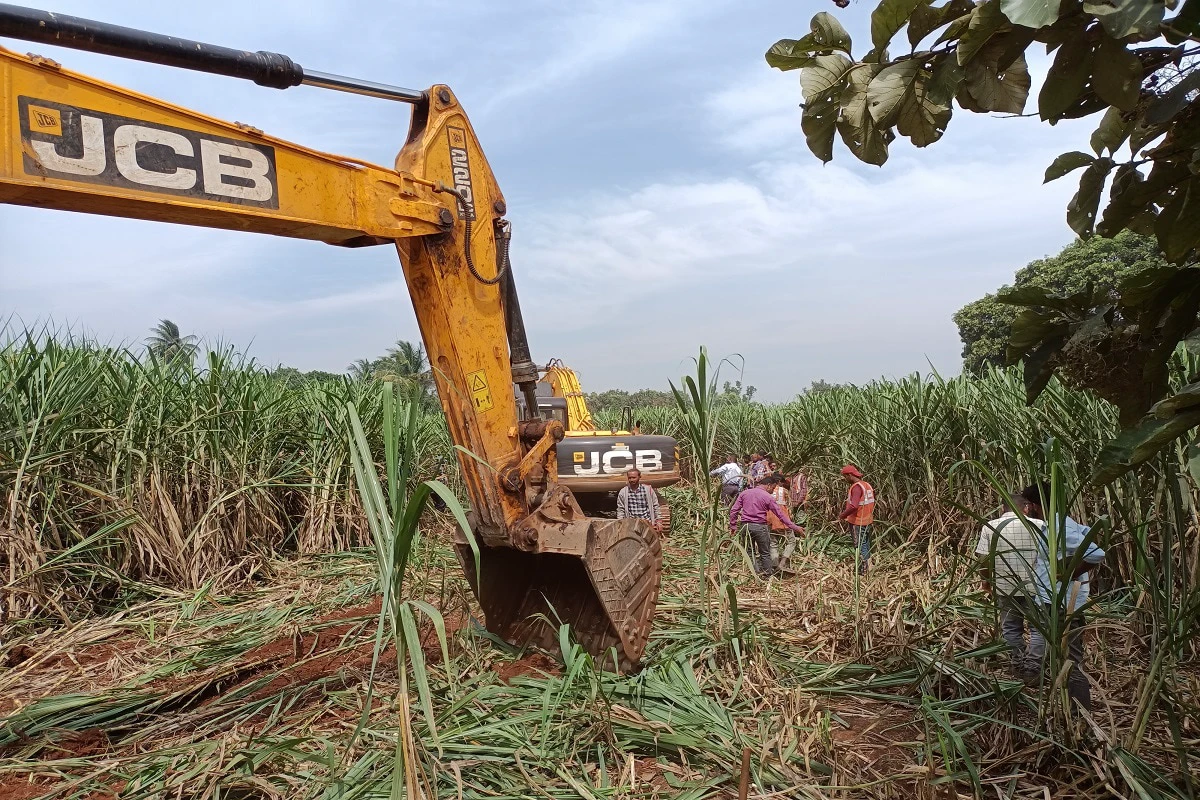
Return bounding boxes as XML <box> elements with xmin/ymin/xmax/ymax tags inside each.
<box><xmin>975</xmin><ymin>492</ymin><xmax>1045</xmax><ymax>678</ymax></box>
<box><xmin>710</xmin><ymin>455</ymin><xmax>744</xmax><ymax>505</ymax></box>
<box><xmin>1020</xmin><ymin>483</ymin><xmax>1105</xmax><ymax>710</ymax></box>
<box><xmin>730</xmin><ymin>474</ymin><xmax>804</xmax><ymax>578</ymax></box>
<box><xmin>789</xmin><ymin>470</ymin><xmax>809</xmax><ymax>514</ymax></box>
<box><xmin>748</xmin><ymin>452</ymin><xmax>770</xmax><ymax>487</ymax></box>
<box><xmin>838</xmin><ymin>465</ymin><xmax>875</xmax><ymax>574</ymax></box>
<box><xmin>616</xmin><ymin>468</ymin><xmax>661</xmax><ymax>531</ymax></box>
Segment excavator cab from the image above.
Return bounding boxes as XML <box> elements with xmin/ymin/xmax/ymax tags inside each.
<box><xmin>0</xmin><ymin>5</ymin><xmax>662</xmax><ymax>668</ymax></box>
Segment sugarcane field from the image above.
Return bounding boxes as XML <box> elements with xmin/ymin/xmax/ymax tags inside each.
<box><xmin>3</xmin><ymin>1</ymin><xmax>1200</xmax><ymax>799</ymax></box>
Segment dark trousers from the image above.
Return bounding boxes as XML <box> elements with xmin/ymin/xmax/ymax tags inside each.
<box><xmin>999</xmin><ymin>596</ymin><xmax>1092</xmax><ymax>710</ymax></box>
<box><xmin>850</xmin><ymin>524</ymin><xmax>871</xmax><ymax>572</ymax></box>
<box><xmin>998</xmin><ymin>595</ymin><xmax>1039</xmax><ymax>675</ymax></box>
<box><xmin>720</xmin><ymin>483</ymin><xmax>740</xmax><ymax>505</ymax></box>
<box><xmin>744</xmin><ymin>523</ymin><xmax>774</xmax><ymax>576</ymax></box>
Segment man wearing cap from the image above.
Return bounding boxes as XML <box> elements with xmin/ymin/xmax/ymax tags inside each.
<box><xmin>838</xmin><ymin>465</ymin><xmax>875</xmax><ymax>574</ymax></box>
<box><xmin>730</xmin><ymin>474</ymin><xmax>804</xmax><ymax>578</ymax></box>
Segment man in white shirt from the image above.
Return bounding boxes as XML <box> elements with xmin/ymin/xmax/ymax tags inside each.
<box><xmin>709</xmin><ymin>456</ymin><xmax>744</xmax><ymax>505</ymax></box>
<box><xmin>975</xmin><ymin>494</ymin><xmax>1044</xmax><ymax>677</ymax></box>
<box><xmin>1020</xmin><ymin>483</ymin><xmax>1105</xmax><ymax>711</ymax></box>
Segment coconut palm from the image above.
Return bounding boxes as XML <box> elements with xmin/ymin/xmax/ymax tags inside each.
<box><xmin>347</xmin><ymin>358</ymin><xmax>376</xmax><ymax>381</ymax></box>
<box><xmin>146</xmin><ymin>319</ymin><xmax>199</xmax><ymax>363</ymax></box>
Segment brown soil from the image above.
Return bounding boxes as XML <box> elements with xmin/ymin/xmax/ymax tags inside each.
<box><xmin>0</xmin><ymin>776</ymin><xmax>51</xmax><ymax>800</ymax></box>
<box><xmin>43</xmin><ymin>729</ymin><xmax>111</xmax><ymax>758</ymax></box>
<box><xmin>494</xmin><ymin>652</ymin><xmax>559</xmax><ymax>682</ymax></box>
<box><xmin>825</xmin><ymin>699</ymin><xmax>921</xmax><ymax>777</ymax></box>
<box><xmin>4</xmin><ymin>644</ymin><xmax>36</xmax><ymax>668</ymax></box>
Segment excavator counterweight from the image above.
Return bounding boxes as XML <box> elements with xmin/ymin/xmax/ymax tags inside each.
<box><xmin>0</xmin><ymin>4</ymin><xmax>662</xmax><ymax>668</ymax></box>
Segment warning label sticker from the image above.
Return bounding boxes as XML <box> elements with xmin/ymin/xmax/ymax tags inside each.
<box><xmin>466</xmin><ymin>369</ymin><xmax>493</xmax><ymax>412</ymax></box>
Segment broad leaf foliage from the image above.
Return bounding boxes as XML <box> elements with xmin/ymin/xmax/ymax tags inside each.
<box><xmin>768</xmin><ymin>0</ymin><xmax>1200</xmax><ymax>481</ymax></box>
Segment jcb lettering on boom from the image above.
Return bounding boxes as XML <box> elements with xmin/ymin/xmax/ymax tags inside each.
<box><xmin>446</xmin><ymin>126</ymin><xmax>475</xmax><ymax>220</ymax></box>
<box><xmin>18</xmin><ymin>97</ymin><xmax>279</xmax><ymax>208</ymax></box>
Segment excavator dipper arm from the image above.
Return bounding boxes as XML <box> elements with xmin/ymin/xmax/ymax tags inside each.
<box><xmin>0</xmin><ymin>5</ymin><xmax>660</xmax><ymax>669</ymax></box>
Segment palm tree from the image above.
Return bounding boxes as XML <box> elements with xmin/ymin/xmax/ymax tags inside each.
<box><xmin>146</xmin><ymin>319</ymin><xmax>199</xmax><ymax>363</ymax></box>
<box><xmin>347</xmin><ymin>358</ymin><xmax>376</xmax><ymax>381</ymax></box>
<box><xmin>379</xmin><ymin>340</ymin><xmax>428</xmax><ymax>383</ymax></box>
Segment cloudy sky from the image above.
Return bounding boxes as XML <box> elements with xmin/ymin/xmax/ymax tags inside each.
<box><xmin>2</xmin><ymin>0</ymin><xmax>1093</xmax><ymax>400</ymax></box>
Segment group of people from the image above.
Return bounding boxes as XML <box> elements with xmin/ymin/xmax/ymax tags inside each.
<box><xmin>714</xmin><ymin>454</ymin><xmax>876</xmax><ymax>578</ymax></box>
<box><xmin>615</xmin><ymin>452</ymin><xmax>1101</xmax><ymax>711</ymax></box>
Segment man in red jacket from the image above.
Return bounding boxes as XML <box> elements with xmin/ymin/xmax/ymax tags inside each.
<box><xmin>838</xmin><ymin>464</ymin><xmax>876</xmax><ymax>574</ymax></box>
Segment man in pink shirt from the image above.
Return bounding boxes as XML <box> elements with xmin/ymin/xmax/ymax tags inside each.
<box><xmin>730</xmin><ymin>475</ymin><xmax>804</xmax><ymax>577</ymax></box>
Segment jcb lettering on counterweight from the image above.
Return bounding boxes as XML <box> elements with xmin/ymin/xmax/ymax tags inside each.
<box><xmin>17</xmin><ymin>96</ymin><xmax>279</xmax><ymax>208</ymax></box>
<box><xmin>573</xmin><ymin>449</ymin><xmax>664</xmax><ymax>476</ymax></box>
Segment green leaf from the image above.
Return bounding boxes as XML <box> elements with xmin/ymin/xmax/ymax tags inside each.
<box><xmin>813</xmin><ymin>11</ymin><xmax>854</xmax><ymax>54</ymax></box>
<box><xmin>1083</xmin><ymin>0</ymin><xmax>1166</xmax><ymax>39</ymax></box>
<box><xmin>1093</xmin><ymin>403</ymin><xmax>1200</xmax><ymax>484</ymax></box>
<box><xmin>964</xmin><ymin>51</ymin><xmax>1031</xmax><ymax>113</ymax></box>
<box><xmin>872</xmin><ymin>0</ymin><xmax>926</xmax><ymax>51</ymax></box>
<box><xmin>868</xmin><ymin>60</ymin><xmax>953</xmax><ymax>145</ymax></box>
<box><xmin>802</xmin><ymin>92</ymin><xmax>841</xmax><ymax>163</ymax></box>
<box><xmin>909</xmin><ymin>0</ymin><xmax>975</xmax><ymax>47</ymax></box>
<box><xmin>765</xmin><ymin>12</ymin><xmax>854</xmax><ymax>70</ymax></box>
<box><xmin>867</xmin><ymin>59</ymin><xmax>924</xmax><ymax>127</ymax></box>
<box><xmin>1145</xmin><ymin>71</ymin><xmax>1200</xmax><ymax>125</ymax></box>
<box><xmin>935</xmin><ymin>10</ymin><xmax>975</xmax><ymax>44</ymax></box>
<box><xmin>1155</xmin><ymin>178</ymin><xmax>1200</xmax><ymax>262</ymax></box>
<box><xmin>898</xmin><ymin>80</ymin><xmax>953</xmax><ymax>146</ymax></box>
<box><xmin>1089</xmin><ymin>106</ymin><xmax>1132</xmax><ymax>156</ymax></box>
<box><xmin>1044</xmin><ymin>151</ymin><xmax>1096</xmax><ymax>182</ymax></box>
<box><xmin>1001</xmin><ymin>0</ymin><xmax>1063</xmax><ymax>28</ymax></box>
<box><xmin>801</xmin><ymin>54</ymin><xmax>855</xmax><ymax>102</ymax></box>
<box><xmin>1067</xmin><ymin>157</ymin><xmax>1115</xmax><ymax>235</ymax></box>
<box><xmin>957</xmin><ymin>0</ymin><xmax>1008</xmax><ymax>65</ymax></box>
<box><xmin>765</xmin><ymin>40</ymin><xmax>816</xmax><ymax>71</ymax></box>
<box><xmin>837</xmin><ymin>63</ymin><xmax>891</xmax><ymax>165</ymax></box>
<box><xmin>1092</xmin><ymin>36</ymin><xmax>1143</xmax><ymax>112</ymax></box>
<box><xmin>927</xmin><ymin>52</ymin><xmax>966</xmax><ymax>105</ymax></box>
<box><xmin>1169</xmin><ymin>0</ymin><xmax>1200</xmax><ymax>38</ymax></box>
<box><xmin>1038</xmin><ymin>33</ymin><xmax>1093</xmax><ymax>120</ymax></box>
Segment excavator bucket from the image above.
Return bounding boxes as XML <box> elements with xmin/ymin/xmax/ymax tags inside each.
<box><xmin>454</xmin><ymin>486</ymin><xmax>662</xmax><ymax>671</ymax></box>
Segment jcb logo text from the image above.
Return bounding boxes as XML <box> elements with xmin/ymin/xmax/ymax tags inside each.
<box><xmin>18</xmin><ymin>96</ymin><xmax>279</xmax><ymax>208</ymax></box>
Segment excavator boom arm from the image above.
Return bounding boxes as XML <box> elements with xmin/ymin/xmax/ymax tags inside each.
<box><xmin>0</xmin><ymin>5</ymin><xmax>661</xmax><ymax>668</ymax></box>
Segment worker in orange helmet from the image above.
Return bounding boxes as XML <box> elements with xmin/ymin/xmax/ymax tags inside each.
<box><xmin>838</xmin><ymin>465</ymin><xmax>875</xmax><ymax>574</ymax></box>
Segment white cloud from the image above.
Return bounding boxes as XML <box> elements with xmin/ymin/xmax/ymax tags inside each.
<box><xmin>479</xmin><ymin>0</ymin><xmax>701</xmax><ymax>113</ymax></box>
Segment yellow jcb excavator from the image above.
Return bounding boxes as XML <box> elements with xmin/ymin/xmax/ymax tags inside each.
<box><xmin>532</xmin><ymin>361</ymin><xmax>680</xmax><ymax>510</ymax></box>
<box><xmin>0</xmin><ymin>5</ymin><xmax>661</xmax><ymax>668</ymax></box>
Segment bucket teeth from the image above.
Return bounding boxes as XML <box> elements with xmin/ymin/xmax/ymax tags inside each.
<box><xmin>453</xmin><ymin>486</ymin><xmax>662</xmax><ymax>671</ymax></box>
